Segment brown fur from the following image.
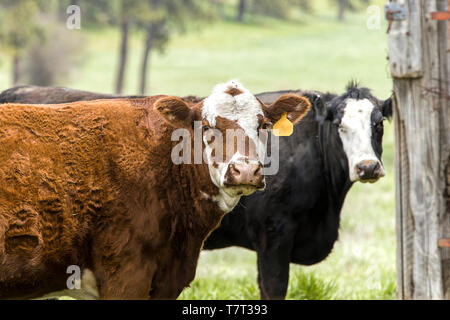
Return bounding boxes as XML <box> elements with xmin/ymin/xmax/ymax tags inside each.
<box><xmin>154</xmin><ymin>96</ymin><xmax>197</xmax><ymax>129</ymax></box>
<box><xmin>210</xmin><ymin>116</ymin><xmax>257</xmax><ymax>164</ymax></box>
<box><xmin>182</xmin><ymin>95</ymin><xmax>204</xmax><ymax>104</ymax></box>
<box><xmin>261</xmin><ymin>94</ymin><xmax>310</xmax><ymax>124</ymax></box>
<box><xmin>0</xmin><ymin>97</ymin><xmax>228</xmax><ymax>299</ymax></box>
<box><xmin>224</xmin><ymin>88</ymin><xmax>243</xmax><ymax>97</ymax></box>
<box><xmin>257</xmin><ymin>114</ymin><xmax>273</xmax><ymax>130</ymax></box>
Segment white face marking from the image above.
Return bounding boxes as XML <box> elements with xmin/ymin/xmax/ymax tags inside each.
<box><xmin>338</xmin><ymin>98</ymin><xmax>385</xmax><ymax>182</ymax></box>
<box><xmin>201</xmin><ymin>80</ymin><xmax>266</xmax><ymax>211</ymax></box>
<box><xmin>202</xmin><ymin>80</ymin><xmax>263</xmax><ymax>142</ymax></box>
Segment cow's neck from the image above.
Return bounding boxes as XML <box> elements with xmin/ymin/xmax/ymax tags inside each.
<box><xmin>149</xmin><ymin>121</ymin><xmax>237</xmax><ymax>238</ymax></box>
<box><xmin>140</xmin><ymin>124</ymin><xmax>237</xmax><ymax>297</ymax></box>
<box><xmin>318</xmin><ymin>121</ymin><xmax>353</xmax><ymax>209</ymax></box>
<box><xmin>209</xmin><ymin>188</ymin><xmax>241</xmax><ymax>213</ymax></box>
<box><xmin>172</xmin><ymin>162</ymin><xmax>226</xmax><ymax>237</ymax></box>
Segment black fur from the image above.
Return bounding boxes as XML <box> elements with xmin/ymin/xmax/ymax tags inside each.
<box><xmin>204</xmin><ymin>83</ymin><xmax>392</xmax><ymax>300</ymax></box>
<box><xmin>0</xmin><ymin>85</ymin><xmax>143</xmax><ymax>104</ymax></box>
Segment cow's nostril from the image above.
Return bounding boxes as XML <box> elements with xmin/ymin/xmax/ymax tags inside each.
<box><xmin>230</xmin><ymin>164</ymin><xmax>240</xmax><ymax>175</ymax></box>
<box><xmin>357</xmin><ymin>163</ymin><xmax>366</xmax><ymax>177</ymax></box>
<box><xmin>253</xmin><ymin>165</ymin><xmax>262</xmax><ymax>177</ymax></box>
<box><xmin>374</xmin><ymin>162</ymin><xmax>381</xmax><ymax>172</ymax></box>
<box><xmin>356</xmin><ymin>161</ymin><xmax>382</xmax><ymax>180</ymax></box>
<box><xmin>226</xmin><ymin>162</ymin><xmax>264</xmax><ymax>187</ymax></box>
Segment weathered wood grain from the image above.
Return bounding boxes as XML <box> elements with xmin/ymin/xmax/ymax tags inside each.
<box><xmin>439</xmin><ymin>0</ymin><xmax>450</xmax><ymax>301</ymax></box>
<box><xmin>389</xmin><ymin>0</ymin><xmax>449</xmax><ymax>300</ymax></box>
<box><xmin>387</xmin><ymin>0</ymin><xmax>423</xmax><ymax>78</ymax></box>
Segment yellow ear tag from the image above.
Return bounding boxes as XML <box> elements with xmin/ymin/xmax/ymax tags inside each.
<box><xmin>273</xmin><ymin>113</ymin><xmax>293</xmax><ymax>137</ymax></box>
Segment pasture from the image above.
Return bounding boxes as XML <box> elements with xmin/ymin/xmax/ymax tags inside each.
<box><xmin>0</xmin><ymin>3</ymin><xmax>396</xmax><ymax>300</ymax></box>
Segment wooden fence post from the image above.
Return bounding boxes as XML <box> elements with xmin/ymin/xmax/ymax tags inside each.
<box><xmin>386</xmin><ymin>0</ymin><xmax>450</xmax><ymax>299</ymax></box>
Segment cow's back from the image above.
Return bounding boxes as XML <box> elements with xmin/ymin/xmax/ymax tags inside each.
<box><xmin>0</xmin><ymin>85</ymin><xmax>127</xmax><ymax>104</ymax></box>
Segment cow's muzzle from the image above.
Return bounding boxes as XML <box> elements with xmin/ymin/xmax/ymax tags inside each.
<box><xmin>355</xmin><ymin>160</ymin><xmax>385</xmax><ymax>183</ymax></box>
<box><xmin>224</xmin><ymin>161</ymin><xmax>265</xmax><ymax>189</ymax></box>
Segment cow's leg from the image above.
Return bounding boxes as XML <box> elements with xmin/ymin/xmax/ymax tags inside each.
<box><xmin>256</xmin><ymin>244</ymin><xmax>292</xmax><ymax>300</ymax></box>
<box><xmin>91</xmin><ymin>232</ymin><xmax>157</xmax><ymax>300</ymax></box>
<box><xmin>254</xmin><ymin>217</ymin><xmax>297</xmax><ymax>300</ymax></box>
<box><xmin>93</xmin><ymin>256</ymin><xmax>157</xmax><ymax>300</ymax></box>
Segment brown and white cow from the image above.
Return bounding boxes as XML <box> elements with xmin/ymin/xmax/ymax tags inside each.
<box><xmin>0</xmin><ymin>80</ymin><xmax>310</xmax><ymax>299</ymax></box>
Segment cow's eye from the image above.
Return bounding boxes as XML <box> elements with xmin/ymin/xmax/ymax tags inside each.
<box><xmin>203</xmin><ymin>125</ymin><xmax>210</xmax><ymax>132</ymax></box>
<box><xmin>373</xmin><ymin>121</ymin><xmax>383</xmax><ymax>130</ymax></box>
<box><xmin>261</xmin><ymin>122</ymin><xmax>273</xmax><ymax>130</ymax></box>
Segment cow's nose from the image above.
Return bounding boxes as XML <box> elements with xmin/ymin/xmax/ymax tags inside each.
<box><xmin>225</xmin><ymin>162</ymin><xmax>264</xmax><ymax>187</ymax></box>
<box><xmin>356</xmin><ymin>160</ymin><xmax>383</xmax><ymax>181</ymax></box>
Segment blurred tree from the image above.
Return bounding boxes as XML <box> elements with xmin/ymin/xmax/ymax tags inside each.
<box><xmin>250</xmin><ymin>0</ymin><xmax>290</xmax><ymax>19</ymax></box>
<box><xmin>296</xmin><ymin>0</ymin><xmax>313</xmax><ymax>13</ymax></box>
<box><xmin>240</xmin><ymin>0</ymin><xmax>313</xmax><ymax>21</ymax></box>
<box><xmin>58</xmin><ymin>0</ymin><xmax>124</xmax><ymax>92</ymax></box>
<box><xmin>135</xmin><ymin>0</ymin><xmax>210</xmax><ymax>94</ymax></box>
<box><xmin>116</xmin><ymin>8</ymin><xmax>130</xmax><ymax>94</ymax></box>
<box><xmin>338</xmin><ymin>0</ymin><xmax>349</xmax><ymax>21</ymax></box>
<box><xmin>22</xmin><ymin>17</ymin><xmax>85</xmax><ymax>86</ymax></box>
<box><xmin>56</xmin><ymin>0</ymin><xmax>116</xmax><ymax>26</ymax></box>
<box><xmin>210</xmin><ymin>0</ymin><xmax>226</xmax><ymax>19</ymax></box>
<box><xmin>0</xmin><ymin>0</ymin><xmax>46</xmax><ymax>85</ymax></box>
<box><xmin>335</xmin><ymin>0</ymin><xmax>369</xmax><ymax>21</ymax></box>
<box><xmin>237</xmin><ymin>0</ymin><xmax>246</xmax><ymax>22</ymax></box>
<box><xmin>115</xmin><ymin>0</ymin><xmax>137</xmax><ymax>94</ymax></box>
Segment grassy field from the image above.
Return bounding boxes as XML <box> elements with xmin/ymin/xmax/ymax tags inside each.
<box><xmin>0</xmin><ymin>1</ymin><xmax>396</xmax><ymax>300</ymax></box>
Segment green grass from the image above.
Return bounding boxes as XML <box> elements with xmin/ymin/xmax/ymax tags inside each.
<box><xmin>0</xmin><ymin>2</ymin><xmax>396</xmax><ymax>300</ymax></box>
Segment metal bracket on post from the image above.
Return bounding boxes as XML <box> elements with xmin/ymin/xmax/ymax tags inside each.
<box><xmin>385</xmin><ymin>3</ymin><xmax>407</xmax><ymax>34</ymax></box>
<box><xmin>385</xmin><ymin>3</ymin><xmax>407</xmax><ymax>21</ymax></box>
<box><xmin>438</xmin><ymin>239</ymin><xmax>450</xmax><ymax>248</ymax></box>
<box><xmin>431</xmin><ymin>11</ymin><xmax>450</xmax><ymax>20</ymax></box>
<box><xmin>431</xmin><ymin>6</ymin><xmax>450</xmax><ymax>52</ymax></box>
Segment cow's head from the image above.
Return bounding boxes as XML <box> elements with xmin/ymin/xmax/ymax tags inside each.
<box><xmin>155</xmin><ymin>80</ymin><xmax>310</xmax><ymax>210</ymax></box>
<box><xmin>315</xmin><ymin>82</ymin><xmax>393</xmax><ymax>183</ymax></box>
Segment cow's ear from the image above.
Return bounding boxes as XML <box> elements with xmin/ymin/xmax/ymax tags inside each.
<box><xmin>309</xmin><ymin>94</ymin><xmax>332</xmax><ymax>123</ymax></box>
<box><xmin>155</xmin><ymin>97</ymin><xmax>197</xmax><ymax>128</ymax></box>
<box><xmin>381</xmin><ymin>97</ymin><xmax>393</xmax><ymax>120</ymax></box>
<box><xmin>264</xmin><ymin>94</ymin><xmax>311</xmax><ymax>125</ymax></box>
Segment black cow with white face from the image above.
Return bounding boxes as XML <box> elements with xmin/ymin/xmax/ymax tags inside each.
<box><xmin>204</xmin><ymin>82</ymin><xmax>393</xmax><ymax>300</ymax></box>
